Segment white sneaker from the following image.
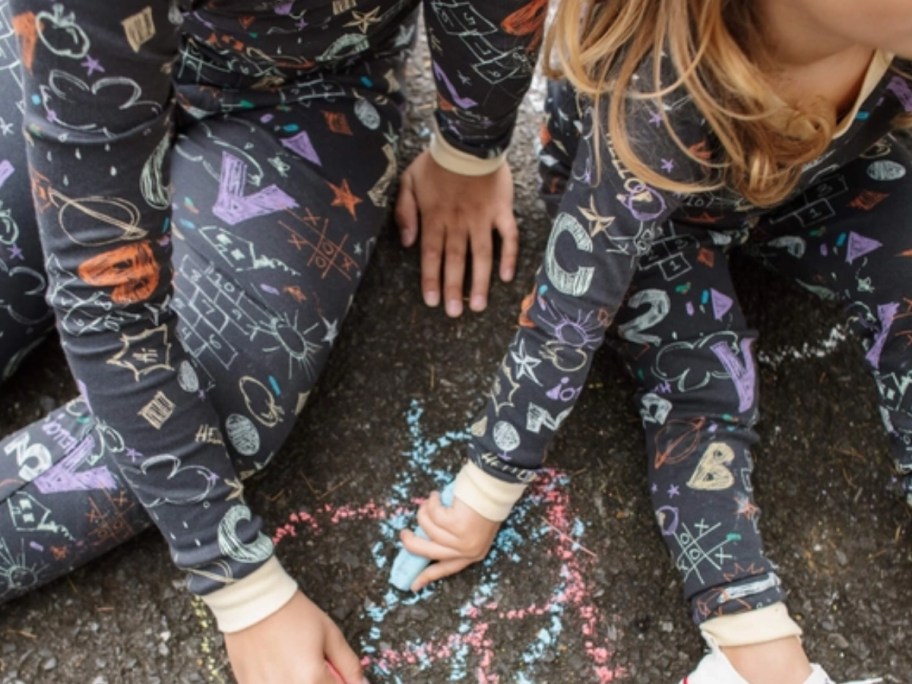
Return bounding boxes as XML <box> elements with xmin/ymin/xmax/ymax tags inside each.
<box><xmin>680</xmin><ymin>643</ymin><xmax>835</xmax><ymax>684</ymax></box>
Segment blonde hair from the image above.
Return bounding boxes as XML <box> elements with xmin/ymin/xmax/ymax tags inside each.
<box><xmin>545</xmin><ymin>0</ymin><xmax>843</xmax><ymax>207</ymax></box>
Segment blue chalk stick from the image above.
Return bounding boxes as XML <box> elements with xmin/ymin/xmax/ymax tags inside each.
<box><xmin>389</xmin><ymin>481</ymin><xmax>456</xmax><ymax>591</ymax></box>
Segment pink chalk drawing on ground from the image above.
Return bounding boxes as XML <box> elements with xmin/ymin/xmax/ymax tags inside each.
<box><xmin>271</xmin><ymin>400</ymin><xmax>625</xmax><ymax>683</ymax></box>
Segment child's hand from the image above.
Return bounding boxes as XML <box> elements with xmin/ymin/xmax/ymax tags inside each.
<box><xmin>399</xmin><ymin>490</ymin><xmax>501</xmax><ymax>591</ymax></box>
<box><xmin>224</xmin><ymin>590</ymin><xmax>367</xmax><ymax>684</ymax></box>
<box><xmin>395</xmin><ymin>150</ymin><xmax>518</xmax><ymax>317</ymax></box>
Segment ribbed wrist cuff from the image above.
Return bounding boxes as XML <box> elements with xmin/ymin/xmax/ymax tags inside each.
<box><xmin>200</xmin><ymin>556</ymin><xmax>298</xmax><ymax>633</ymax></box>
<box><xmin>453</xmin><ymin>461</ymin><xmax>527</xmax><ymax>521</ymax></box>
<box><xmin>428</xmin><ymin>121</ymin><xmax>507</xmax><ymax>176</ymax></box>
<box><xmin>700</xmin><ymin>602</ymin><xmax>803</xmax><ymax>647</ymax></box>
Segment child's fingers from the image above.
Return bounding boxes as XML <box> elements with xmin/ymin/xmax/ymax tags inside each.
<box><xmin>420</xmin><ymin>490</ymin><xmax>444</xmax><ymax>515</ymax></box>
<box><xmin>419</xmin><ymin>217</ymin><xmax>445</xmax><ymax>308</ymax></box>
<box><xmin>416</xmin><ymin>501</ymin><xmax>462</xmax><ymax>547</ymax></box>
<box><xmin>323</xmin><ymin>660</ymin><xmax>347</xmax><ymax>684</ymax></box>
<box><xmin>422</xmin><ymin>491</ymin><xmax>464</xmax><ymax>527</ymax></box>
<box><xmin>399</xmin><ymin>529</ymin><xmax>462</xmax><ymax>560</ymax></box>
<box><xmin>495</xmin><ymin>210</ymin><xmax>519</xmax><ymax>282</ymax></box>
<box><xmin>421</xmin><ymin>492</ymin><xmax>456</xmax><ymax>531</ymax></box>
<box><xmin>467</xmin><ymin>228</ymin><xmax>493</xmax><ymax>312</ymax></box>
<box><xmin>323</xmin><ymin>620</ymin><xmax>364</xmax><ymax>684</ymax></box>
<box><xmin>394</xmin><ymin>169</ymin><xmax>418</xmax><ymax>247</ymax></box>
<box><xmin>412</xmin><ymin>557</ymin><xmax>474</xmax><ymax>592</ymax></box>
<box><xmin>442</xmin><ymin>223</ymin><xmax>468</xmax><ymax>318</ymax></box>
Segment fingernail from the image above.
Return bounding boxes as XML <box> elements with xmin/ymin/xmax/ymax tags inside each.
<box><xmin>502</xmin><ymin>267</ymin><xmax>514</xmax><ymax>281</ymax></box>
<box><xmin>424</xmin><ymin>290</ymin><xmax>439</xmax><ymax>307</ymax></box>
<box><xmin>469</xmin><ymin>294</ymin><xmax>486</xmax><ymax>311</ymax></box>
<box><xmin>445</xmin><ymin>299</ymin><xmax>462</xmax><ymax>317</ymax></box>
<box><xmin>362</xmin><ymin>678</ymin><xmax>372</xmax><ymax>684</ymax></box>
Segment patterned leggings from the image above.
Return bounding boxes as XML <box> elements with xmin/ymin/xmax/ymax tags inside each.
<box><xmin>0</xmin><ymin>7</ymin><xmax>413</xmax><ymax>601</ymax></box>
<box><xmin>541</xmin><ymin>80</ymin><xmax>912</xmax><ymax>624</ymax></box>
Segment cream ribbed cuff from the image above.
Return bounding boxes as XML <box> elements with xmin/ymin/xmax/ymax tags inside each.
<box><xmin>700</xmin><ymin>603</ymin><xmax>803</xmax><ymax>647</ymax></box>
<box><xmin>428</xmin><ymin>120</ymin><xmax>507</xmax><ymax>176</ymax></box>
<box><xmin>453</xmin><ymin>461</ymin><xmax>527</xmax><ymax>522</ymax></box>
<box><xmin>200</xmin><ymin>556</ymin><xmax>298</xmax><ymax>633</ymax></box>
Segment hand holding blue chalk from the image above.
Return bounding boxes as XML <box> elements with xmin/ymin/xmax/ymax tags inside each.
<box><xmin>389</xmin><ymin>481</ymin><xmax>456</xmax><ymax>591</ymax></box>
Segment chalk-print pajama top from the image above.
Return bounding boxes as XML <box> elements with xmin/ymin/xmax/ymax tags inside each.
<box><xmin>467</xmin><ymin>52</ymin><xmax>912</xmax><ymax>623</ymax></box>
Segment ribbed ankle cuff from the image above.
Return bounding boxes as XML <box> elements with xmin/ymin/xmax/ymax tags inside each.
<box><xmin>700</xmin><ymin>602</ymin><xmax>803</xmax><ymax>647</ymax></box>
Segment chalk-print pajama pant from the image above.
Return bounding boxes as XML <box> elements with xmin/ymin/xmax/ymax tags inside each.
<box><xmin>0</xmin><ymin>13</ymin><xmax>413</xmax><ymax>602</ymax></box>
<box><xmin>541</xmin><ymin>82</ymin><xmax>912</xmax><ymax>624</ymax></box>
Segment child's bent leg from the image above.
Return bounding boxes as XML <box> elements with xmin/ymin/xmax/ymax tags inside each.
<box><xmin>0</xmin><ymin>1</ymin><xmax>54</xmax><ymax>380</ymax></box>
<box><xmin>0</xmin><ymin>52</ymin><xmax>411</xmax><ymax>604</ymax></box>
<box><xmin>613</xmin><ymin>223</ymin><xmax>811</xmax><ymax>681</ymax></box>
<box><xmin>168</xmin><ymin>58</ymin><xmax>408</xmax><ymax>473</ymax></box>
<box><xmin>0</xmin><ymin>399</ymin><xmax>152</xmax><ymax>602</ymax></box>
<box><xmin>0</xmin><ymin>150</ymin><xmax>52</xmax><ymax>380</ymax></box>
<box><xmin>748</xmin><ymin>133</ymin><xmax>912</xmax><ymax>507</ymax></box>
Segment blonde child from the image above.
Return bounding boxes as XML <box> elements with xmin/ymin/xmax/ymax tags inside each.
<box><xmin>401</xmin><ymin>1</ymin><xmax>912</xmax><ymax>682</ymax></box>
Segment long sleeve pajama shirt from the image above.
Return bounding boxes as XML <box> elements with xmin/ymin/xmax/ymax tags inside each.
<box><xmin>460</xmin><ymin>51</ymin><xmax>912</xmax><ymax>626</ymax></box>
